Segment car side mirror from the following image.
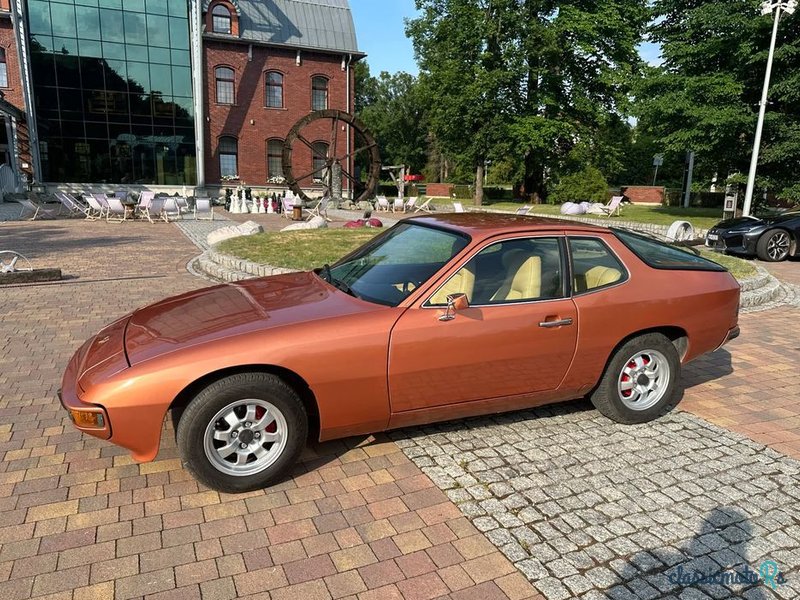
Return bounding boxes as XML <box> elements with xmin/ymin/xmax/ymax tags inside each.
<box><xmin>439</xmin><ymin>293</ymin><xmax>469</xmax><ymax>321</ymax></box>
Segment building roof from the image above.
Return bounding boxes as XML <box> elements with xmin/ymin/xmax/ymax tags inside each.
<box><xmin>233</xmin><ymin>0</ymin><xmax>360</xmax><ymax>54</ymax></box>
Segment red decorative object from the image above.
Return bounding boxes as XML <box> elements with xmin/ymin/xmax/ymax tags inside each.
<box><xmin>404</xmin><ymin>174</ymin><xmax>424</xmax><ymax>182</ymax></box>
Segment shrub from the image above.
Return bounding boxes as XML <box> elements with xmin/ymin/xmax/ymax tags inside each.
<box><xmin>549</xmin><ymin>166</ymin><xmax>609</xmax><ymax>204</ymax></box>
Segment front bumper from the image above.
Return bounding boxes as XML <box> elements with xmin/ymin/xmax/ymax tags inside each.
<box><xmin>59</xmin><ymin>346</ymin><xmax>111</xmax><ymax>440</ymax></box>
<box><xmin>705</xmin><ymin>230</ymin><xmax>758</xmax><ymax>256</ymax></box>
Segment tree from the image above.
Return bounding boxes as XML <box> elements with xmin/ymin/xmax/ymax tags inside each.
<box><xmin>408</xmin><ymin>0</ymin><xmax>648</xmax><ymax>203</ymax></box>
<box><xmin>635</xmin><ymin>0</ymin><xmax>800</xmax><ymax>200</ymax></box>
<box><xmin>355</xmin><ymin>66</ymin><xmax>430</xmax><ymax>175</ymax></box>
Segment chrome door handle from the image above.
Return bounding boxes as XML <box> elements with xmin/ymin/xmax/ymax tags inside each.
<box><xmin>539</xmin><ymin>318</ymin><xmax>573</xmax><ymax>328</ymax></box>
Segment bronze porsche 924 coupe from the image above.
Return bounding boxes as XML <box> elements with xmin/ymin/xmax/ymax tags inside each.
<box><xmin>61</xmin><ymin>214</ymin><xmax>740</xmax><ymax>492</ymax></box>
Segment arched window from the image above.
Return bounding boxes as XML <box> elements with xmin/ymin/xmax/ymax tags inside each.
<box><xmin>265</xmin><ymin>71</ymin><xmax>283</xmax><ymax>108</ymax></box>
<box><xmin>311</xmin><ymin>76</ymin><xmax>328</xmax><ymax>111</ymax></box>
<box><xmin>212</xmin><ymin>4</ymin><xmax>232</xmax><ymax>34</ymax></box>
<box><xmin>267</xmin><ymin>139</ymin><xmax>284</xmax><ymax>178</ymax></box>
<box><xmin>218</xmin><ymin>136</ymin><xmax>238</xmax><ymax>178</ymax></box>
<box><xmin>0</xmin><ymin>48</ymin><xmax>7</xmax><ymax>89</ymax></box>
<box><xmin>215</xmin><ymin>66</ymin><xmax>234</xmax><ymax>104</ymax></box>
<box><xmin>311</xmin><ymin>141</ymin><xmax>329</xmax><ymax>178</ymax></box>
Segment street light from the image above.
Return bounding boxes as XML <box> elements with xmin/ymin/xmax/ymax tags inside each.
<box><xmin>742</xmin><ymin>0</ymin><xmax>796</xmax><ymax>217</ymax></box>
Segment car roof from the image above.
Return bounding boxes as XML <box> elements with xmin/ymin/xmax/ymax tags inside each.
<box><xmin>405</xmin><ymin>212</ymin><xmax>609</xmax><ymax>239</ymax></box>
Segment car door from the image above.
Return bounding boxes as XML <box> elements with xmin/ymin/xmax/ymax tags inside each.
<box><xmin>388</xmin><ymin>235</ymin><xmax>578</xmax><ymax>413</ymax></box>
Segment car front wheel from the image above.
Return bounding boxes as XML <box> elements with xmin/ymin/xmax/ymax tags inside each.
<box><xmin>590</xmin><ymin>333</ymin><xmax>680</xmax><ymax>424</ymax></box>
<box><xmin>176</xmin><ymin>372</ymin><xmax>307</xmax><ymax>493</ymax></box>
<box><xmin>756</xmin><ymin>229</ymin><xmax>791</xmax><ymax>262</ymax></box>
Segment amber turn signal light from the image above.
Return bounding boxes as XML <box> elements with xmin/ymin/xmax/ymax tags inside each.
<box><xmin>69</xmin><ymin>410</ymin><xmax>105</xmax><ymax>429</ymax></box>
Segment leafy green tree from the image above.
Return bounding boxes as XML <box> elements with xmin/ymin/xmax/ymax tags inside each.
<box><xmin>636</xmin><ymin>0</ymin><xmax>800</xmax><ymax>199</ymax></box>
<box><xmin>408</xmin><ymin>0</ymin><xmax>648</xmax><ymax>203</ymax></box>
<box><xmin>356</xmin><ymin>67</ymin><xmax>430</xmax><ymax>175</ymax></box>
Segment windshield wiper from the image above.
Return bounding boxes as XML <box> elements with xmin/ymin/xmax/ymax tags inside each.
<box><xmin>321</xmin><ymin>263</ymin><xmax>358</xmax><ymax>298</ymax></box>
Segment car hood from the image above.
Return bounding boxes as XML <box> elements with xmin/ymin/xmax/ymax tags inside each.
<box><xmin>712</xmin><ymin>216</ymin><xmax>766</xmax><ymax>231</ymax></box>
<box><xmin>125</xmin><ymin>271</ymin><xmax>379</xmax><ymax>365</ymax></box>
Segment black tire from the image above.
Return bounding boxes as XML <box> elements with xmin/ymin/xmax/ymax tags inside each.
<box><xmin>590</xmin><ymin>333</ymin><xmax>680</xmax><ymax>424</ymax></box>
<box><xmin>756</xmin><ymin>229</ymin><xmax>792</xmax><ymax>262</ymax></box>
<box><xmin>176</xmin><ymin>372</ymin><xmax>307</xmax><ymax>493</ymax></box>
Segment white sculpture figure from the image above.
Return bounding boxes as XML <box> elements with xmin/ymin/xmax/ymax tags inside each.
<box><xmin>267</xmin><ymin>197</ymin><xmax>274</xmax><ymax>214</ymax></box>
<box><xmin>258</xmin><ymin>197</ymin><xmax>266</xmax><ymax>213</ymax></box>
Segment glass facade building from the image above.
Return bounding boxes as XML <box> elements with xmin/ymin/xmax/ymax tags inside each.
<box><xmin>27</xmin><ymin>0</ymin><xmax>196</xmax><ymax>184</ymax></box>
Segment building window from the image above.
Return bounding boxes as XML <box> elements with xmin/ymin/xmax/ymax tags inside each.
<box><xmin>311</xmin><ymin>141</ymin><xmax>329</xmax><ymax>178</ymax></box>
<box><xmin>215</xmin><ymin>66</ymin><xmax>234</xmax><ymax>104</ymax></box>
<box><xmin>212</xmin><ymin>5</ymin><xmax>232</xmax><ymax>34</ymax></box>
<box><xmin>0</xmin><ymin>48</ymin><xmax>7</xmax><ymax>89</ymax></box>
<box><xmin>311</xmin><ymin>76</ymin><xmax>328</xmax><ymax>111</ymax></box>
<box><xmin>267</xmin><ymin>139</ymin><xmax>284</xmax><ymax>179</ymax></box>
<box><xmin>219</xmin><ymin>136</ymin><xmax>238</xmax><ymax>178</ymax></box>
<box><xmin>265</xmin><ymin>71</ymin><xmax>283</xmax><ymax>108</ymax></box>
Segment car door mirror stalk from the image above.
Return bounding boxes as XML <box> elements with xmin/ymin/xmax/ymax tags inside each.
<box><xmin>439</xmin><ymin>293</ymin><xmax>469</xmax><ymax>321</ymax></box>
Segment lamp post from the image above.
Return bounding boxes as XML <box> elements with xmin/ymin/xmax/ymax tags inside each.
<box><xmin>742</xmin><ymin>0</ymin><xmax>797</xmax><ymax>217</ymax></box>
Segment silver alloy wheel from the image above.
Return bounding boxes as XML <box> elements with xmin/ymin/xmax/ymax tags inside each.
<box><xmin>203</xmin><ymin>399</ymin><xmax>288</xmax><ymax>477</ymax></box>
<box><xmin>766</xmin><ymin>231</ymin><xmax>790</xmax><ymax>261</ymax></box>
<box><xmin>617</xmin><ymin>349</ymin><xmax>671</xmax><ymax>411</ymax></box>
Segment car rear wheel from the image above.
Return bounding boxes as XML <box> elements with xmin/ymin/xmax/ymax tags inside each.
<box><xmin>176</xmin><ymin>373</ymin><xmax>307</xmax><ymax>493</ymax></box>
<box><xmin>590</xmin><ymin>333</ymin><xmax>680</xmax><ymax>424</ymax></box>
<box><xmin>756</xmin><ymin>229</ymin><xmax>791</xmax><ymax>262</ymax></box>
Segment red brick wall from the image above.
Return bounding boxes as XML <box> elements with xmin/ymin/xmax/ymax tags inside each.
<box><xmin>0</xmin><ymin>15</ymin><xmax>33</xmax><ymax>182</ymax></box>
<box><xmin>203</xmin><ymin>41</ymin><xmax>354</xmax><ymax>187</ymax></box>
<box><xmin>622</xmin><ymin>186</ymin><xmax>665</xmax><ymax>205</ymax></box>
<box><xmin>426</xmin><ymin>183</ymin><xmax>454</xmax><ymax>198</ymax></box>
<box><xmin>0</xmin><ymin>19</ymin><xmax>24</xmax><ymax>110</ymax></box>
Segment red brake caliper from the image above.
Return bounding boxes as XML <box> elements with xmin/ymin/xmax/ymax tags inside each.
<box><xmin>256</xmin><ymin>406</ymin><xmax>277</xmax><ymax>434</ymax></box>
<box><xmin>621</xmin><ymin>360</ymin><xmax>636</xmax><ymax>396</ymax></box>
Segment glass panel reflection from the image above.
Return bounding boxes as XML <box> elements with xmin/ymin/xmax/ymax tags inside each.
<box><xmin>29</xmin><ymin>0</ymin><xmax>196</xmax><ymax>184</ymax></box>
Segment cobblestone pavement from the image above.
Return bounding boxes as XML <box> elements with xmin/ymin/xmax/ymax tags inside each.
<box><xmin>395</xmin><ymin>408</ymin><xmax>800</xmax><ymax>600</ymax></box>
<box><xmin>1</xmin><ymin>218</ymin><xmax>542</xmax><ymax>600</ymax></box>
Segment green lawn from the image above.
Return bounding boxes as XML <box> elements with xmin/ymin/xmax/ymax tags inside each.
<box><xmin>218</xmin><ymin>227</ymin><xmax>756</xmax><ymax>281</ymax></box>
<box><xmin>437</xmin><ymin>200</ymin><xmax>724</xmax><ymax>230</ymax></box>
<box><xmin>696</xmin><ymin>248</ymin><xmax>757</xmax><ymax>280</ymax></box>
<box><xmin>217</xmin><ymin>229</ymin><xmax>379</xmax><ymax>271</ymax></box>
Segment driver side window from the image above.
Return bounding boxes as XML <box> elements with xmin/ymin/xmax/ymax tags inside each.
<box><xmin>429</xmin><ymin>237</ymin><xmax>564</xmax><ymax>305</ymax></box>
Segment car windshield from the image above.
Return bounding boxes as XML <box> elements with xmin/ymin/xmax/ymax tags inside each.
<box><xmin>325</xmin><ymin>222</ymin><xmax>470</xmax><ymax>306</ymax></box>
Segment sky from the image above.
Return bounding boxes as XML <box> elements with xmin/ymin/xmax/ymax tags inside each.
<box><xmin>349</xmin><ymin>0</ymin><xmax>420</xmax><ymax>75</ymax></box>
<box><xmin>348</xmin><ymin>0</ymin><xmax>662</xmax><ymax>76</ymax></box>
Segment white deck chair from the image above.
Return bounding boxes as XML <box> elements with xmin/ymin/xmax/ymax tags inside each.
<box><xmin>105</xmin><ymin>197</ymin><xmax>128</xmax><ymax>222</ymax></box>
<box><xmin>281</xmin><ymin>196</ymin><xmax>295</xmax><ymax>219</ymax></box>
<box><xmin>375</xmin><ymin>195</ymin><xmax>390</xmax><ymax>211</ymax></box>
<box><xmin>453</xmin><ymin>202</ymin><xmax>465</xmax><ymax>213</ymax></box>
<box><xmin>162</xmin><ymin>197</ymin><xmax>182</xmax><ymax>222</ymax></box>
<box><xmin>194</xmin><ymin>198</ymin><xmax>214</xmax><ymax>220</ymax></box>
<box><xmin>55</xmin><ymin>191</ymin><xmax>92</xmax><ymax>219</ymax></box>
<box><xmin>176</xmin><ymin>197</ymin><xmax>189</xmax><ymax>215</ymax></box>
<box><xmin>85</xmin><ymin>195</ymin><xmax>106</xmax><ymax>219</ymax></box>
<box><xmin>92</xmin><ymin>194</ymin><xmax>111</xmax><ymax>219</ymax></box>
<box><xmin>18</xmin><ymin>199</ymin><xmax>59</xmax><ymax>220</ymax></box>
<box><xmin>599</xmin><ymin>195</ymin><xmax>623</xmax><ymax>217</ymax></box>
<box><xmin>414</xmin><ymin>197</ymin><xmax>433</xmax><ymax>213</ymax></box>
<box><xmin>392</xmin><ymin>198</ymin><xmax>405</xmax><ymax>213</ymax></box>
<box><xmin>136</xmin><ymin>191</ymin><xmax>155</xmax><ymax>219</ymax></box>
<box><xmin>114</xmin><ymin>190</ymin><xmax>128</xmax><ymax>201</ymax></box>
<box><xmin>404</xmin><ymin>196</ymin><xmax>418</xmax><ymax>212</ymax></box>
<box><xmin>515</xmin><ymin>205</ymin><xmax>531</xmax><ymax>216</ymax></box>
<box><xmin>306</xmin><ymin>196</ymin><xmax>330</xmax><ymax>221</ymax></box>
<box><xmin>143</xmin><ymin>197</ymin><xmax>166</xmax><ymax>223</ymax></box>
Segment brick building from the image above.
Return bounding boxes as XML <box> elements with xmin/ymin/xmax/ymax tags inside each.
<box><xmin>0</xmin><ymin>0</ymin><xmax>362</xmax><ymax>194</ymax></box>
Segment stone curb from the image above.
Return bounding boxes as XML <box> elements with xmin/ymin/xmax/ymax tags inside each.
<box><xmin>194</xmin><ymin>247</ymin><xmax>298</xmax><ymax>282</ymax></box>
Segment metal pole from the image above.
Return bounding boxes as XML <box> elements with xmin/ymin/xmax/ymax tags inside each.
<box><xmin>682</xmin><ymin>151</ymin><xmax>694</xmax><ymax>208</ymax></box>
<box><xmin>652</xmin><ymin>165</ymin><xmax>659</xmax><ymax>186</ymax></box>
<box><xmin>188</xmin><ymin>0</ymin><xmax>206</xmax><ymax>192</ymax></box>
<box><xmin>742</xmin><ymin>6</ymin><xmax>782</xmax><ymax>216</ymax></box>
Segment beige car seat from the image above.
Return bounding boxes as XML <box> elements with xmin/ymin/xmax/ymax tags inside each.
<box><xmin>491</xmin><ymin>250</ymin><xmax>542</xmax><ymax>302</ymax></box>
<box><xmin>430</xmin><ymin>264</ymin><xmax>476</xmax><ymax>305</ymax></box>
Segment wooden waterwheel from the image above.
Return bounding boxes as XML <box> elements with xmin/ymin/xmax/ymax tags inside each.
<box><xmin>281</xmin><ymin>109</ymin><xmax>381</xmax><ymax>205</ymax></box>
